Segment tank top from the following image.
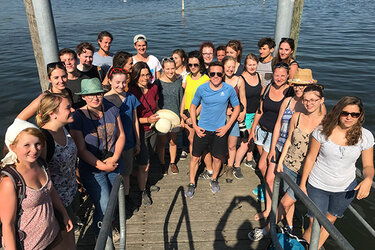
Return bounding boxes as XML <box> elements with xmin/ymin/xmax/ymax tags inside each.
<box><xmin>257</xmin><ymin>60</ymin><xmax>272</xmax><ymax>87</ymax></box>
<box><xmin>184</xmin><ymin>73</ymin><xmax>210</xmax><ymax>110</ymax></box>
<box><xmin>244</xmin><ymin>72</ymin><xmax>262</xmax><ymax>114</ymax></box>
<box><xmin>259</xmin><ymin>86</ymin><xmax>288</xmax><ymax>132</ymax></box>
<box><xmin>283</xmin><ymin>113</ymin><xmax>311</xmax><ymax>174</ymax></box>
<box><xmin>276</xmin><ymin>98</ymin><xmax>294</xmax><ymax>152</ymax></box>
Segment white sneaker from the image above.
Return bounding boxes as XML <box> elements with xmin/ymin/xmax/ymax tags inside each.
<box><xmin>248</xmin><ymin>228</ymin><xmax>265</xmax><ymax>241</ymax></box>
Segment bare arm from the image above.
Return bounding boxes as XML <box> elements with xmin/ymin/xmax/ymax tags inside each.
<box><xmin>217</xmin><ymin>104</ymin><xmax>240</xmax><ymax>137</ymax></box>
<box><xmin>249</xmin><ymin>86</ymin><xmax>266</xmax><ymax>140</ymax></box>
<box><xmin>190</xmin><ymin>103</ymin><xmax>205</xmax><ymax>138</ymax></box>
<box><xmin>0</xmin><ymin>177</ymin><xmax>18</xmax><ymax>250</ymax></box>
<box><xmin>132</xmin><ymin>110</ymin><xmax>141</xmax><ymax>154</ymax></box>
<box><xmin>355</xmin><ymin>147</ymin><xmax>374</xmax><ymax>200</ymax></box>
<box><xmin>106</xmin><ymin>116</ymin><xmax>125</xmax><ymax>163</ymax></box>
<box><xmin>288</xmin><ymin>63</ymin><xmax>298</xmax><ymax>80</ymax></box>
<box><xmin>17</xmin><ymin>93</ymin><xmax>45</xmax><ymax>121</ymax></box>
<box><xmin>155</xmin><ymin>71</ymin><xmax>161</xmax><ymax>80</ymax></box>
<box><xmin>50</xmin><ymin>184</ymin><xmax>73</xmax><ymax>232</ymax></box>
<box><xmin>237</xmin><ymin>77</ymin><xmax>247</xmax><ymax>122</ymax></box>
<box><xmin>299</xmin><ymin>137</ymin><xmax>321</xmax><ymax>194</ymax></box>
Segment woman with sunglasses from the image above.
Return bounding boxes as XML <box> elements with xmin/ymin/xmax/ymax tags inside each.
<box><xmin>273</xmin><ymin>38</ymin><xmax>298</xmax><ymax>80</ymax></box>
<box><xmin>155</xmin><ymin>57</ymin><xmax>183</xmax><ymax>175</ymax></box>
<box><xmin>0</xmin><ymin>120</ymin><xmax>73</xmax><ymax>250</ymax></box>
<box><xmin>225</xmin><ymin>40</ymin><xmax>245</xmax><ymax>76</ymax></box>
<box><xmin>300</xmin><ymin>96</ymin><xmax>374</xmax><ymax>248</ymax></box>
<box><xmin>172</xmin><ymin>49</ymin><xmax>188</xmax><ymax>88</ymax></box>
<box><xmin>249</xmin><ymin>63</ymin><xmax>292</xmax><ymax>220</ymax></box>
<box><xmin>17</xmin><ymin>62</ymin><xmax>73</xmax><ymax>121</ymax></box>
<box><xmin>220</xmin><ymin>56</ymin><xmax>246</xmax><ymax>182</ymax></box>
<box><xmin>104</xmin><ymin>67</ymin><xmax>141</xmax><ymax>210</ymax></box>
<box><xmin>249</xmin><ymin>85</ymin><xmax>325</xmax><ymax>241</ymax></box>
<box><xmin>180</xmin><ymin>51</ymin><xmax>211</xmax><ymax>175</ymax></box>
<box><xmin>70</xmin><ymin>78</ymin><xmax>125</xmax><ymax>237</ymax></box>
<box><xmin>128</xmin><ymin>62</ymin><xmax>160</xmax><ymax>206</ymax></box>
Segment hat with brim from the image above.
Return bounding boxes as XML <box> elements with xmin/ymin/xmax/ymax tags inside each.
<box><xmin>153</xmin><ymin>109</ymin><xmax>180</xmax><ymax>133</ymax></box>
<box><xmin>75</xmin><ymin>78</ymin><xmax>107</xmax><ymax>95</ymax></box>
<box><xmin>288</xmin><ymin>68</ymin><xmax>317</xmax><ymax>85</ymax></box>
<box><xmin>134</xmin><ymin>34</ymin><xmax>147</xmax><ymax>44</ymax></box>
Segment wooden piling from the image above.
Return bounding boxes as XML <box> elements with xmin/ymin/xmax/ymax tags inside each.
<box><xmin>290</xmin><ymin>0</ymin><xmax>304</xmax><ymax>58</ymax></box>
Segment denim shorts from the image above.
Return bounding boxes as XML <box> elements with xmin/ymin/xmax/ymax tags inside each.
<box><xmin>254</xmin><ymin>125</ymin><xmax>273</xmax><ymax>153</ymax></box>
<box><xmin>229</xmin><ymin>120</ymin><xmax>240</xmax><ymax>137</ymax></box>
<box><xmin>283</xmin><ymin>165</ymin><xmax>301</xmax><ymax>201</ymax></box>
<box><xmin>307</xmin><ymin>182</ymin><xmax>356</xmax><ymax>218</ymax></box>
<box><xmin>245</xmin><ymin>113</ymin><xmax>255</xmax><ymax>130</ymax></box>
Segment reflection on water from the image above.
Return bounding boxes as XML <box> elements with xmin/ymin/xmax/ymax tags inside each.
<box><xmin>0</xmin><ymin>0</ymin><xmax>374</xmax><ymax>248</ymax></box>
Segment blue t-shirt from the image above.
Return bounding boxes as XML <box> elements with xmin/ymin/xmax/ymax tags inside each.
<box><xmin>192</xmin><ymin>82</ymin><xmax>239</xmax><ymax>131</ymax></box>
<box><xmin>118</xmin><ymin>92</ymin><xmax>141</xmax><ymax>150</ymax></box>
<box><xmin>70</xmin><ymin>100</ymin><xmax>124</xmax><ymax>173</ymax></box>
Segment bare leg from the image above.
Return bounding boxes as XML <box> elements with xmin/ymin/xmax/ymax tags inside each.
<box><xmin>303</xmin><ymin>217</ymin><xmax>314</xmax><ymax>243</ymax></box>
<box><xmin>254</xmin><ymin>147</ymin><xmax>268</xmax><ymax>220</ymax></box>
<box><xmin>185</xmin><ymin>125</ymin><xmax>195</xmax><ymax>157</ymax></box>
<box><xmin>319</xmin><ymin>213</ymin><xmax>337</xmax><ymax>249</ymax></box>
<box><xmin>261</xmin><ymin>161</ymin><xmax>276</xmax><ymax>220</ymax></box>
<box><xmin>203</xmin><ymin>152</ymin><xmax>213</xmax><ymax>171</ymax></box>
<box><xmin>137</xmin><ymin>164</ymin><xmax>148</xmax><ymax>191</ymax></box>
<box><xmin>264</xmin><ymin>193</ymin><xmax>296</xmax><ymax>232</ymax></box>
<box><xmin>227</xmin><ymin>135</ymin><xmax>238</xmax><ymax>167</ymax></box>
<box><xmin>168</xmin><ymin>132</ymin><xmax>178</xmax><ymax>163</ymax></box>
<box><xmin>211</xmin><ymin>156</ymin><xmax>222</xmax><ymax>180</ymax></box>
<box><xmin>189</xmin><ymin>156</ymin><xmax>200</xmax><ymax>184</ymax></box>
<box><xmin>234</xmin><ymin>140</ymin><xmax>248</xmax><ymax>166</ymax></box>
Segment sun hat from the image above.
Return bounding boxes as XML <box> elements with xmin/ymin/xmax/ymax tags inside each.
<box><xmin>152</xmin><ymin>109</ymin><xmax>180</xmax><ymax>133</ymax></box>
<box><xmin>1</xmin><ymin>119</ymin><xmax>38</xmax><ymax>166</ymax></box>
<box><xmin>133</xmin><ymin>34</ymin><xmax>147</xmax><ymax>44</ymax></box>
<box><xmin>75</xmin><ymin>78</ymin><xmax>107</xmax><ymax>95</ymax></box>
<box><xmin>288</xmin><ymin>68</ymin><xmax>317</xmax><ymax>85</ymax></box>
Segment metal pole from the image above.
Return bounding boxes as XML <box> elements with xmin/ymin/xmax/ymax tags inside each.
<box><xmin>348</xmin><ymin>205</ymin><xmax>375</xmax><ymax>238</ymax></box>
<box><xmin>182</xmin><ymin>0</ymin><xmax>185</xmax><ymax>11</ymax></box>
<box><xmin>290</xmin><ymin>0</ymin><xmax>304</xmax><ymax>57</ymax></box>
<box><xmin>310</xmin><ymin>217</ymin><xmax>321</xmax><ymax>250</ymax></box>
<box><xmin>24</xmin><ymin>0</ymin><xmax>59</xmax><ymax>91</ymax></box>
<box><xmin>270</xmin><ymin>175</ymin><xmax>283</xmax><ymax>250</ymax></box>
<box><xmin>118</xmin><ymin>181</ymin><xmax>126</xmax><ymax>249</ymax></box>
<box><xmin>273</xmin><ymin>0</ymin><xmax>295</xmax><ymax>56</ymax></box>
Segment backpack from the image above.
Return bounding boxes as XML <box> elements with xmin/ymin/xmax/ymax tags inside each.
<box><xmin>0</xmin><ymin>166</ymin><xmax>27</xmax><ymax>250</ymax></box>
<box><xmin>268</xmin><ymin>227</ymin><xmax>308</xmax><ymax>250</ymax></box>
<box><xmin>40</xmin><ymin>128</ymin><xmax>55</xmax><ymax>163</ymax></box>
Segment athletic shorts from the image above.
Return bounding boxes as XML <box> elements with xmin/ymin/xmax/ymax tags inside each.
<box><xmin>245</xmin><ymin>113</ymin><xmax>255</xmax><ymax>130</ymax></box>
<box><xmin>192</xmin><ymin>131</ymin><xmax>228</xmax><ymax>158</ymax></box>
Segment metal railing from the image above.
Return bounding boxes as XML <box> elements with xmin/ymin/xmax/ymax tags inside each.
<box><xmin>270</xmin><ymin>172</ymin><xmax>354</xmax><ymax>250</ymax></box>
<box><xmin>95</xmin><ymin>175</ymin><xmax>126</xmax><ymax>250</ymax></box>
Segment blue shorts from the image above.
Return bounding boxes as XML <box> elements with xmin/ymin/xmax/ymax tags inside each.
<box><xmin>254</xmin><ymin>125</ymin><xmax>273</xmax><ymax>153</ymax></box>
<box><xmin>229</xmin><ymin>120</ymin><xmax>240</xmax><ymax>137</ymax></box>
<box><xmin>245</xmin><ymin>113</ymin><xmax>255</xmax><ymax>130</ymax></box>
<box><xmin>307</xmin><ymin>182</ymin><xmax>356</xmax><ymax>218</ymax></box>
<box><xmin>283</xmin><ymin>165</ymin><xmax>301</xmax><ymax>201</ymax></box>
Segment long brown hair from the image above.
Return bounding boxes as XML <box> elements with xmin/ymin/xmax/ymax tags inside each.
<box><xmin>36</xmin><ymin>93</ymin><xmax>69</xmax><ymax>127</ymax></box>
<box><xmin>321</xmin><ymin>96</ymin><xmax>364</xmax><ymax>145</ymax></box>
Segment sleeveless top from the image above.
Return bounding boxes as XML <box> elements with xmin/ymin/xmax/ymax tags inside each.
<box><xmin>283</xmin><ymin>114</ymin><xmax>311</xmax><ymax>174</ymax></box>
<box><xmin>244</xmin><ymin>72</ymin><xmax>262</xmax><ymax>114</ymax></box>
<box><xmin>20</xmin><ymin>167</ymin><xmax>60</xmax><ymax>250</ymax></box>
<box><xmin>48</xmin><ymin>127</ymin><xmax>78</xmax><ymax>207</ymax></box>
<box><xmin>276</xmin><ymin>98</ymin><xmax>294</xmax><ymax>152</ymax></box>
<box><xmin>257</xmin><ymin>60</ymin><xmax>273</xmax><ymax>87</ymax></box>
<box><xmin>184</xmin><ymin>73</ymin><xmax>210</xmax><ymax>110</ymax></box>
<box><xmin>259</xmin><ymin>87</ymin><xmax>288</xmax><ymax>132</ymax></box>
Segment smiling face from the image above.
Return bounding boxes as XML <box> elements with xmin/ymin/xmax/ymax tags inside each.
<box><xmin>134</xmin><ymin>41</ymin><xmax>147</xmax><ymax>56</ymax></box>
<box><xmin>109</xmin><ymin>73</ymin><xmax>126</xmax><ymax>94</ymax></box>
<box><xmin>98</xmin><ymin>36</ymin><xmax>112</xmax><ymax>53</ymax></box>
<box><xmin>82</xmin><ymin>93</ymin><xmax>103</xmax><ymax>109</ymax></box>
<box><xmin>224</xmin><ymin>59</ymin><xmax>236</xmax><ymax>77</ymax></box>
<box><xmin>188</xmin><ymin>57</ymin><xmax>200</xmax><ymax>75</ymax></box>
<box><xmin>339</xmin><ymin>104</ymin><xmax>361</xmax><ymax>129</ymax></box>
<box><xmin>279</xmin><ymin>42</ymin><xmax>293</xmax><ymax>61</ymax></box>
<box><xmin>122</xmin><ymin>57</ymin><xmax>133</xmax><ymax>73</ymax></box>
<box><xmin>172</xmin><ymin>53</ymin><xmax>183</xmax><ymax>68</ymax></box>
<box><xmin>202</xmin><ymin>47</ymin><xmax>214</xmax><ymax>65</ymax></box>
<box><xmin>302</xmin><ymin>91</ymin><xmax>323</xmax><ymax>113</ymax></box>
<box><xmin>11</xmin><ymin>131</ymin><xmax>42</xmax><ymax>164</ymax></box>
<box><xmin>216</xmin><ymin>49</ymin><xmax>226</xmax><ymax>63</ymax></box>
<box><xmin>53</xmin><ymin>97</ymin><xmax>75</xmax><ymax>124</ymax></box>
<box><xmin>259</xmin><ymin>44</ymin><xmax>273</xmax><ymax>59</ymax></box>
<box><xmin>48</xmin><ymin>68</ymin><xmax>67</xmax><ymax>91</ymax></box>
<box><xmin>225</xmin><ymin>46</ymin><xmax>239</xmax><ymax>61</ymax></box>
<box><xmin>163</xmin><ymin>61</ymin><xmax>176</xmax><ymax>80</ymax></box>
<box><xmin>138</xmin><ymin>68</ymin><xmax>151</xmax><ymax>87</ymax></box>
<box><xmin>273</xmin><ymin>67</ymin><xmax>288</xmax><ymax>86</ymax></box>
<box><xmin>209</xmin><ymin>65</ymin><xmax>224</xmax><ymax>86</ymax></box>
<box><xmin>78</xmin><ymin>49</ymin><xmax>93</xmax><ymax>67</ymax></box>
<box><xmin>293</xmin><ymin>84</ymin><xmax>307</xmax><ymax>98</ymax></box>
<box><xmin>59</xmin><ymin>53</ymin><xmax>77</xmax><ymax>74</ymax></box>
<box><xmin>245</xmin><ymin>58</ymin><xmax>258</xmax><ymax>74</ymax></box>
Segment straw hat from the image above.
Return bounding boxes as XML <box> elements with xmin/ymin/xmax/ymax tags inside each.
<box><xmin>288</xmin><ymin>68</ymin><xmax>317</xmax><ymax>85</ymax></box>
<box><xmin>153</xmin><ymin>109</ymin><xmax>180</xmax><ymax>133</ymax></box>
<box><xmin>75</xmin><ymin>78</ymin><xmax>107</xmax><ymax>95</ymax></box>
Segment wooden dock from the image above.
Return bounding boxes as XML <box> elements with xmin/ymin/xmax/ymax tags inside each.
<box><xmin>75</xmin><ymin>154</ymin><xmax>271</xmax><ymax>249</ymax></box>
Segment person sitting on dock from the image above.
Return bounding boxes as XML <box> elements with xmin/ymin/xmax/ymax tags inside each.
<box><xmin>257</xmin><ymin>37</ymin><xmax>275</xmax><ymax>87</ymax></box>
<box><xmin>76</xmin><ymin>42</ymin><xmax>105</xmax><ymax>84</ymax></box>
<box><xmin>185</xmin><ymin>61</ymin><xmax>240</xmax><ymax>198</ymax></box>
<box><xmin>93</xmin><ymin>31</ymin><xmax>113</xmax><ymax>74</ymax></box>
<box><xmin>132</xmin><ymin>34</ymin><xmax>161</xmax><ymax>83</ymax></box>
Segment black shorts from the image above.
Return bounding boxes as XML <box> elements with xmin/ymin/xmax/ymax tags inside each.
<box><xmin>135</xmin><ymin>129</ymin><xmax>157</xmax><ymax>166</ymax></box>
<box><xmin>192</xmin><ymin>131</ymin><xmax>228</xmax><ymax>158</ymax></box>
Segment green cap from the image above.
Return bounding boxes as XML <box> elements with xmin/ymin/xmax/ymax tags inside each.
<box><xmin>75</xmin><ymin>78</ymin><xmax>107</xmax><ymax>95</ymax></box>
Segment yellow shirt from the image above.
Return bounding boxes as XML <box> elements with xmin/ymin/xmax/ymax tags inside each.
<box><xmin>184</xmin><ymin>73</ymin><xmax>210</xmax><ymax>110</ymax></box>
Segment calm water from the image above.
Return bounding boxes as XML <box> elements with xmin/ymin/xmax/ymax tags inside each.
<box><xmin>0</xmin><ymin>0</ymin><xmax>374</xmax><ymax>248</ymax></box>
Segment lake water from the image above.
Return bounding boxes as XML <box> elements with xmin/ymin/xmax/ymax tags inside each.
<box><xmin>0</xmin><ymin>0</ymin><xmax>374</xmax><ymax>248</ymax></box>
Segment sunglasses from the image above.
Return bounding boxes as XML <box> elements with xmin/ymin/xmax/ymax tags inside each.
<box><xmin>209</xmin><ymin>72</ymin><xmax>223</xmax><ymax>77</ymax></box>
<box><xmin>281</xmin><ymin>37</ymin><xmax>295</xmax><ymax>43</ymax></box>
<box><xmin>109</xmin><ymin>67</ymin><xmax>126</xmax><ymax>79</ymax></box>
<box><xmin>340</xmin><ymin>111</ymin><xmax>361</xmax><ymax>118</ymax></box>
<box><xmin>274</xmin><ymin>62</ymin><xmax>289</xmax><ymax>70</ymax></box>
<box><xmin>47</xmin><ymin>61</ymin><xmax>65</xmax><ymax>70</ymax></box>
<box><xmin>188</xmin><ymin>63</ymin><xmax>199</xmax><ymax>68</ymax></box>
<box><xmin>162</xmin><ymin>57</ymin><xmax>174</xmax><ymax>63</ymax></box>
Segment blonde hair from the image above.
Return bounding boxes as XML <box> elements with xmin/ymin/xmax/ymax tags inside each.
<box><xmin>36</xmin><ymin>93</ymin><xmax>69</xmax><ymax>127</ymax></box>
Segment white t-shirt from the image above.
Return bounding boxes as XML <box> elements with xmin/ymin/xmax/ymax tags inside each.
<box><xmin>93</xmin><ymin>52</ymin><xmax>113</xmax><ymax>73</ymax></box>
<box><xmin>133</xmin><ymin>55</ymin><xmax>161</xmax><ymax>83</ymax></box>
<box><xmin>308</xmin><ymin>126</ymin><xmax>374</xmax><ymax>192</ymax></box>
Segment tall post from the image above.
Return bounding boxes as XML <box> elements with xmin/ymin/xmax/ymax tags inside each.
<box><xmin>290</xmin><ymin>0</ymin><xmax>304</xmax><ymax>57</ymax></box>
<box><xmin>24</xmin><ymin>0</ymin><xmax>59</xmax><ymax>91</ymax></box>
<box><xmin>182</xmin><ymin>0</ymin><xmax>185</xmax><ymax>12</ymax></box>
<box><xmin>273</xmin><ymin>0</ymin><xmax>295</xmax><ymax>56</ymax></box>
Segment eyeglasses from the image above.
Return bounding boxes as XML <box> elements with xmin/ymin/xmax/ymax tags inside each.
<box><xmin>140</xmin><ymin>73</ymin><xmax>151</xmax><ymax>78</ymax></box>
<box><xmin>108</xmin><ymin>67</ymin><xmax>126</xmax><ymax>79</ymax></box>
<box><xmin>162</xmin><ymin>57</ymin><xmax>174</xmax><ymax>63</ymax></box>
<box><xmin>274</xmin><ymin>62</ymin><xmax>289</xmax><ymax>70</ymax></box>
<box><xmin>340</xmin><ymin>111</ymin><xmax>361</xmax><ymax>118</ymax></box>
<box><xmin>209</xmin><ymin>72</ymin><xmax>223</xmax><ymax>77</ymax></box>
<box><xmin>303</xmin><ymin>98</ymin><xmax>320</xmax><ymax>104</ymax></box>
<box><xmin>188</xmin><ymin>63</ymin><xmax>200</xmax><ymax>68</ymax></box>
<box><xmin>85</xmin><ymin>94</ymin><xmax>103</xmax><ymax>100</ymax></box>
<box><xmin>293</xmin><ymin>84</ymin><xmax>308</xmax><ymax>88</ymax></box>
<box><xmin>281</xmin><ymin>37</ymin><xmax>295</xmax><ymax>43</ymax></box>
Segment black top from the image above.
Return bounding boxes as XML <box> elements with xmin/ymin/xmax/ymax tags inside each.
<box><xmin>244</xmin><ymin>73</ymin><xmax>262</xmax><ymax>114</ymax></box>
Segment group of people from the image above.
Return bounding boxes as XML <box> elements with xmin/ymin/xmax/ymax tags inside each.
<box><xmin>0</xmin><ymin>30</ymin><xmax>373</xmax><ymax>250</ymax></box>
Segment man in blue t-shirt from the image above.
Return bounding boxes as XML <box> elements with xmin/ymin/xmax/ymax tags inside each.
<box><xmin>185</xmin><ymin>62</ymin><xmax>240</xmax><ymax>198</ymax></box>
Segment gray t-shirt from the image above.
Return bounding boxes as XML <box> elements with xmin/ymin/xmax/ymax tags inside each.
<box><xmin>93</xmin><ymin>52</ymin><xmax>113</xmax><ymax>74</ymax></box>
<box><xmin>156</xmin><ymin>78</ymin><xmax>183</xmax><ymax>116</ymax></box>
<box><xmin>308</xmin><ymin>126</ymin><xmax>374</xmax><ymax>192</ymax></box>
<box><xmin>257</xmin><ymin>60</ymin><xmax>273</xmax><ymax>87</ymax></box>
